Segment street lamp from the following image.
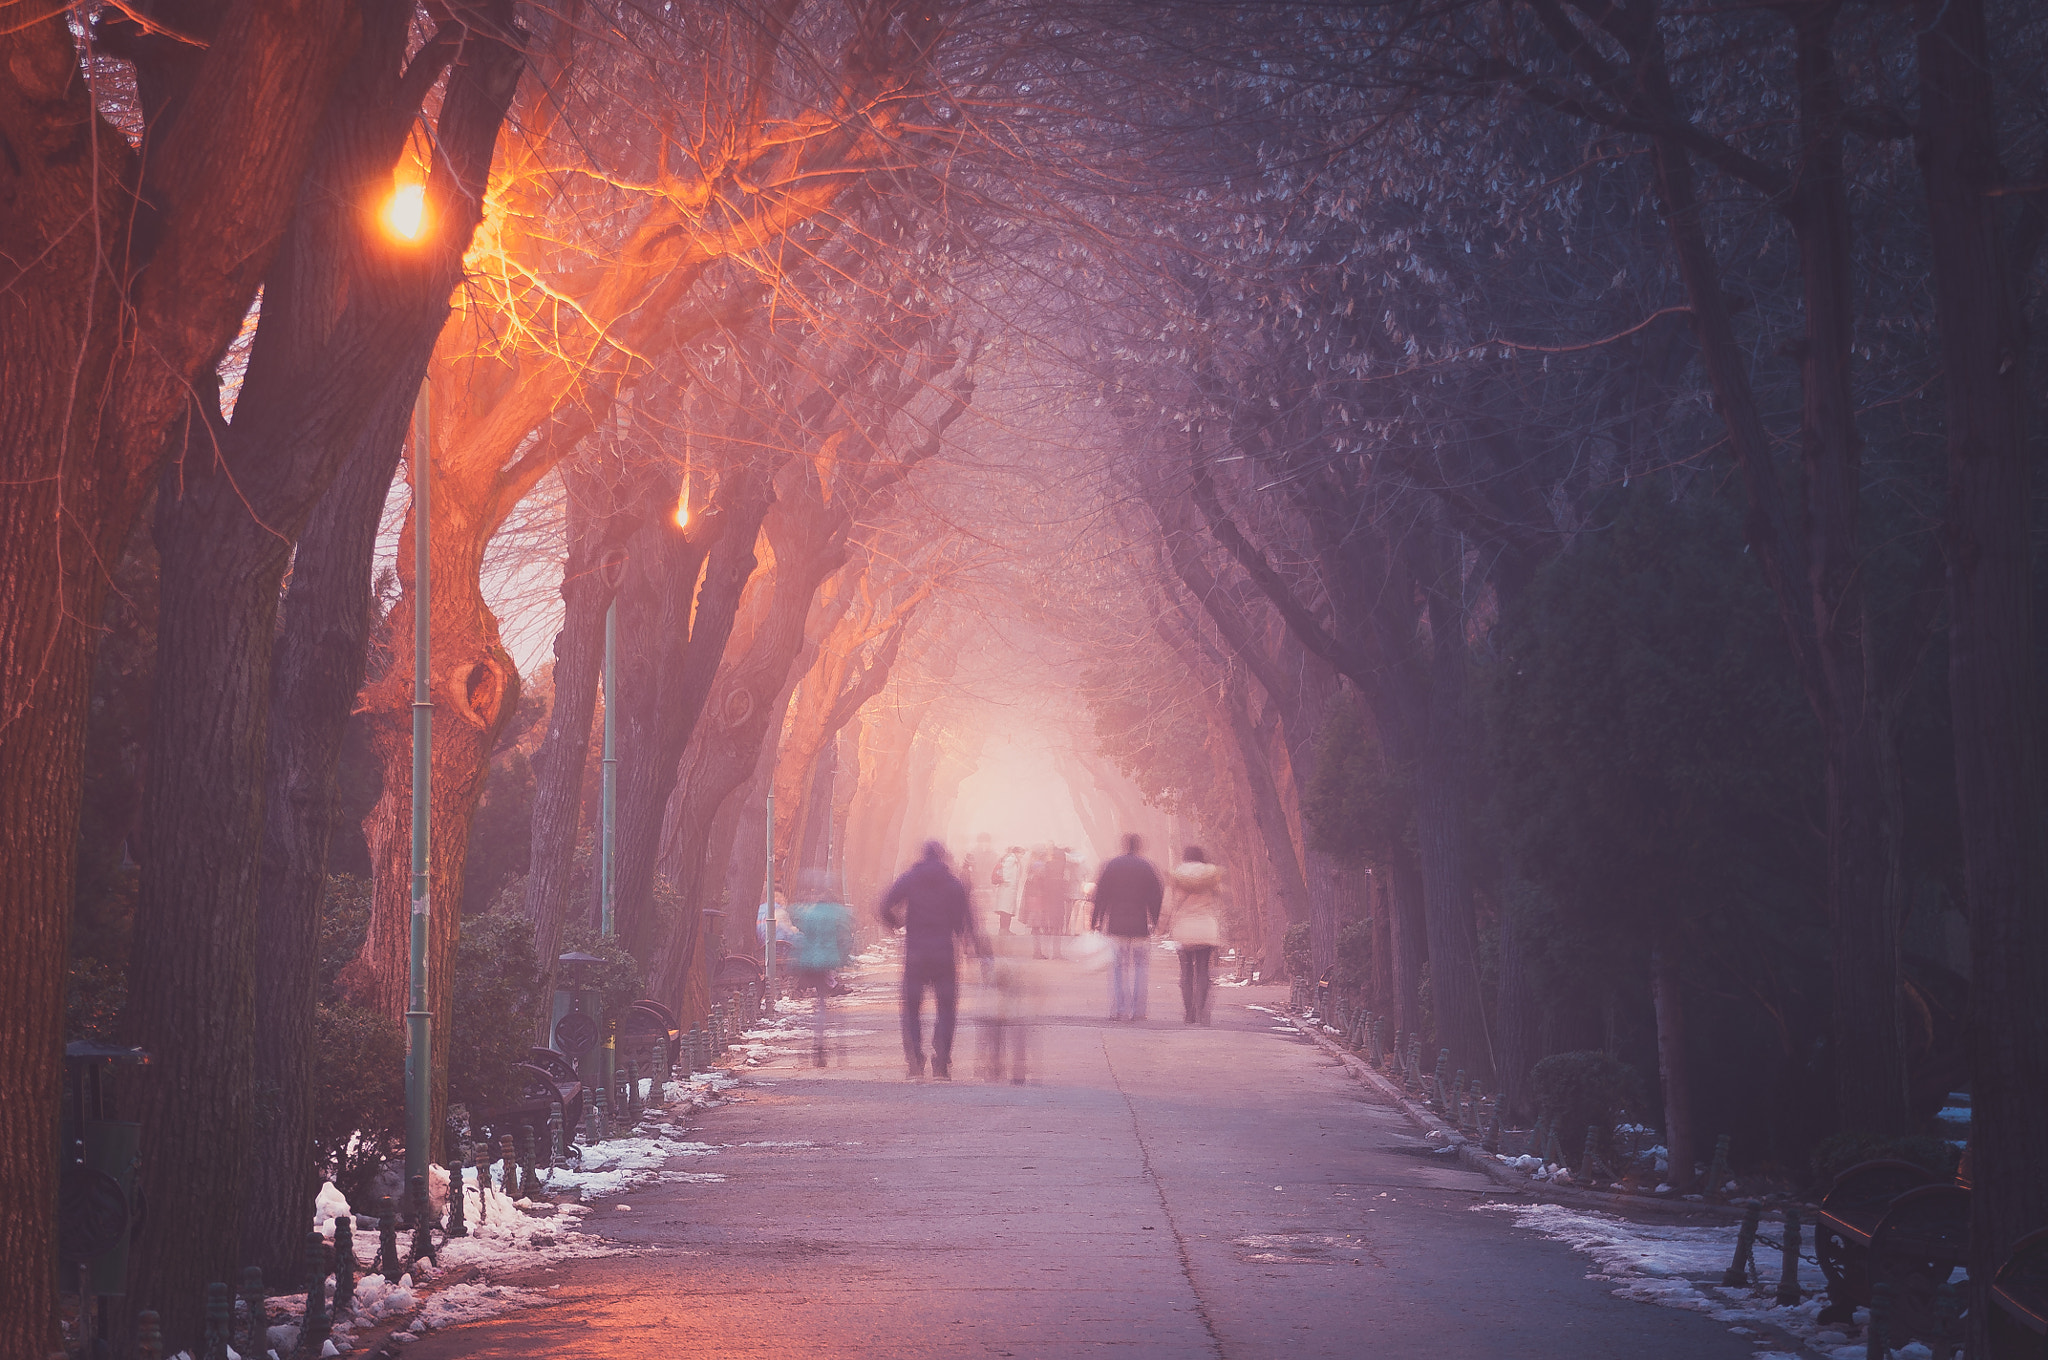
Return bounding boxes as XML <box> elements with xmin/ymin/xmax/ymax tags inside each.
<box><xmin>381</xmin><ymin>181</ymin><xmax>428</xmax><ymax>242</ymax></box>
<box><xmin>384</xmin><ymin>177</ymin><xmax>436</xmax><ymax>1185</ymax></box>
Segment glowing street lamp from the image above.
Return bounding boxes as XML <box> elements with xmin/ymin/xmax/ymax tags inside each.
<box><xmin>381</xmin><ymin>182</ymin><xmax>428</xmax><ymax>242</ymax></box>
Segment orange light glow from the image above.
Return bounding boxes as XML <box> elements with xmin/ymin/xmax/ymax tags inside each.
<box><xmin>381</xmin><ymin>182</ymin><xmax>428</xmax><ymax>241</ymax></box>
<box><xmin>674</xmin><ymin>481</ymin><xmax>691</xmax><ymax>529</ymax></box>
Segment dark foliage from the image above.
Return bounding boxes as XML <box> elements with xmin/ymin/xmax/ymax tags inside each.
<box><xmin>1530</xmin><ymin>1051</ymin><xmax>1644</xmax><ymax>1165</ymax></box>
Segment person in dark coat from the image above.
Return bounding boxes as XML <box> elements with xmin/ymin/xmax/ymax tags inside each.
<box><xmin>1089</xmin><ymin>834</ymin><xmax>1164</xmax><ymax>1021</ymax></box>
<box><xmin>880</xmin><ymin>840</ymin><xmax>976</xmax><ymax>1078</ymax></box>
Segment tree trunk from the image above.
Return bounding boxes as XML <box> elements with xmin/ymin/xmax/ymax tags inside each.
<box><xmin>0</xmin><ymin>9</ymin><xmax>353</xmax><ymax>1344</ymax></box>
<box><xmin>347</xmin><ymin>515</ymin><xmax>519</xmax><ymax>1168</ymax></box>
<box><xmin>1493</xmin><ymin>893</ymin><xmax>1541</xmax><ymax>1124</ymax></box>
<box><xmin>1416</xmin><ymin>585</ymin><xmax>1491</xmax><ymax>1082</ymax></box>
<box><xmin>245</xmin><ymin>394</ymin><xmax>411</xmax><ymax>1282</ymax></box>
<box><xmin>1914</xmin><ymin>3</ymin><xmax>2048</xmax><ymax>1345</ymax></box>
<box><xmin>1651</xmin><ymin>932</ymin><xmax>1695</xmax><ymax>1194</ymax></box>
<box><xmin>612</xmin><ymin>473</ymin><xmax>767</xmax><ymax>962</ymax></box>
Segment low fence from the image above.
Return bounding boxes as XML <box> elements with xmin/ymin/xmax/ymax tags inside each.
<box><xmin>73</xmin><ymin>981</ymin><xmax>772</xmax><ymax>1360</ymax></box>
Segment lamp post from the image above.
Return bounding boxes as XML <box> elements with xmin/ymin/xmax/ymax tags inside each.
<box><xmin>601</xmin><ymin>600</ymin><xmax>618</xmax><ymax>939</ymax></box>
<box><xmin>404</xmin><ymin>381</ymin><xmax>433</xmax><ymax>1188</ymax></box>
<box><xmin>385</xmin><ymin>174</ymin><xmax>434</xmax><ymax>1188</ymax></box>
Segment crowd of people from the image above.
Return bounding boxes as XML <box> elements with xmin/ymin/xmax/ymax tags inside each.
<box><xmin>758</xmin><ymin>833</ymin><xmax>1229</xmax><ymax>1082</ymax></box>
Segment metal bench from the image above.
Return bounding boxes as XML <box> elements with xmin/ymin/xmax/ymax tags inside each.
<box><xmin>1992</xmin><ymin>1227</ymin><xmax>2048</xmax><ymax>1358</ymax></box>
<box><xmin>1815</xmin><ymin>1158</ymin><xmax>1970</xmax><ymax>1337</ymax></box>
<box><xmin>477</xmin><ymin>1050</ymin><xmax>584</xmax><ymax>1150</ymax></box>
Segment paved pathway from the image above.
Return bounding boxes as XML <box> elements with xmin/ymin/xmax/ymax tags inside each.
<box><xmin>404</xmin><ymin>945</ymin><xmax>1754</xmax><ymax>1358</ymax></box>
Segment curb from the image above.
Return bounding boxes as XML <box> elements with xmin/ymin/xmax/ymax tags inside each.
<box><xmin>1291</xmin><ymin>1015</ymin><xmax>1760</xmax><ymax>1224</ymax></box>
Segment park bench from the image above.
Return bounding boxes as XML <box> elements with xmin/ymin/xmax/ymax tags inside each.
<box><xmin>476</xmin><ymin>1049</ymin><xmax>584</xmax><ymax>1150</ymax></box>
<box><xmin>1991</xmin><ymin>1227</ymin><xmax>2048</xmax><ymax>1358</ymax></box>
<box><xmin>1815</xmin><ymin>1157</ymin><xmax>1970</xmax><ymax>1337</ymax></box>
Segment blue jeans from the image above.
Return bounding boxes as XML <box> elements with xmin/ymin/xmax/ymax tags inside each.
<box><xmin>1110</xmin><ymin>936</ymin><xmax>1150</xmax><ymax>1019</ymax></box>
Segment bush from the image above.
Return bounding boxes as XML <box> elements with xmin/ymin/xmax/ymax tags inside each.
<box><xmin>1808</xmin><ymin>1132</ymin><xmax>1961</xmax><ymax>1188</ymax></box>
<box><xmin>1531</xmin><ymin>1050</ymin><xmax>1643</xmax><ymax>1166</ymax></box>
<box><xmin>446</xmin><ymin>907</ymin><xmax>547</xmax><ymax>1117</ymax></box>
<box><xmin>313</xmin><ymin>1002</ymin><xmax>405</xmax><ymax>1200</ymax></box>
<box><xmin>1282</xmin><ymin>922</ymin><xmax>1312</xmax><ymax>980</ymax></box>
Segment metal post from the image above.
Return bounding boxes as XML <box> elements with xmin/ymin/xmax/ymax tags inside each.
<box><xmin>601</xmin><ymin>599</ymin><xmax>618</xmax><ymax>939</ymax></box>
<box><xmin>763</xmin><ymin>779</ymin><xmax>776</xmax><ymax>999</ymax></box>
<box><xmin>405</xmin><ymin>382</ymin><xmax>434</xmax><ymax>1188</ymax></box>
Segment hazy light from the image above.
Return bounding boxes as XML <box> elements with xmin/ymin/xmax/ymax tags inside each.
<box><xmin>673</xmin><ymin>481</ymin><xmax>691</xmax><ymax>529</ymax></box>
<box><xmin>381</xmin><ymin>182</ymin><xmax>427</xmax><ymax>241</ymax></box>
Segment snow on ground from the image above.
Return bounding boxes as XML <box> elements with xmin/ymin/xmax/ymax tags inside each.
<box><xmin>1470</xmin><ymin>1201</ymin><xmax>1940</xmax><ymax>1358</ymax></box>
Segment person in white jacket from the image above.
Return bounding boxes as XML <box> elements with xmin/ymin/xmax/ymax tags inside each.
<box><xmin>1164</xmin><ymin>847</ymin><xmax>1224</xmax><ymax>1025</ymax></box>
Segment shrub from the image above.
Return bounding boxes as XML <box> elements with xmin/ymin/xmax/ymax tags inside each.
<box><xmin>1282</xmin><ymin>922</ymin><xmax>1312</xmax><ymax>980</ymax></box>
<box><xmin>1808</xmin><ymin>1132</ymin><xmax>1961</xmax><ymax>1188</ymax></box>
<box><xmin>1531</xmin><ymin>1050</ymin><xmax>1643</xmax><ymax>1167</ymax></box>
<box><xmin>446</xmin><ymin>907</ymin><xmax>547</xmax><ymax>1117</ymax></box>
<box><xmin>313</xmin><ymin>1002</ymin><xmax>405</xmax><ymax>1199</ymax></box>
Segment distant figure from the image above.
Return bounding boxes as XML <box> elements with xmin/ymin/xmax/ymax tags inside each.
<box><xmin>757</xmin><ymin>892</ymin><xmax>796</xmax><ymax>977</ymax></box>
<box><xmin>1165</xmin><ymin>848</ymin><xmax>1224</xmax><ymax>1025</ymax></box>
<box><xmin>991</xmin><ymin>845</ymin><xmax>1026</xmax><ymax>936</ymax></box>
<box><xmin>1090</xmin><ymin>835</ymin><xmax>1163</xmax><ymax>1021</ymax></box>
<box><xmin>879</xmin><ymin>841</ymin><xmax>976</xmax><ymax>1079</ymax></box>
<box><xmin>1023</xmin><ymin>845</ymin><xmax>1071</xmax><ymax>959</ymax></box>
<box><xmin>790</xmin><ymin>870</ymin><xmax>856</xmax><ymax>1067</ymax></box>
<box><xmin>962</xmin><ymin>832</ymin><xmax>1003</xmax><ymax>938</ymax></box>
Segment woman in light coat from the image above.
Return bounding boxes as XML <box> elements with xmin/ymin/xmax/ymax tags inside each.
<box><xmin>1164</xmin><ymin>847</ymin><xmax>1224</xmax><ymax>1024</ymax></box>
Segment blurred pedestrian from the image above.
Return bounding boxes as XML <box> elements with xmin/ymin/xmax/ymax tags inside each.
<box><xmin>1090</xmin><ymin>835</ymin><xmax>1163</xmax><ymax>1021</ymax></box>
<box><xmin>1023</xmin><ymin>845</ymin><xmax>1071</xmax><ymax>959</ymax></box>
<box><xmin>1165</xmin><ymin>848</ymin><xmax>1224</xmax><ymax>1025</ymax></box>
<box><xmin>880</xmin><ymin>841</ymin><xmax>977</xmax><ymax>1079</ymax></box>
<box><xmin>790</xmin><ymin>870</ymin><xmax>855</xmax><ymax>1067</ymax></box>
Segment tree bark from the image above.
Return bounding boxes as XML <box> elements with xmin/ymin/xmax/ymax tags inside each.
<box><xmin>0</xmin><ymin>8</ymin><xmax>353</xmax><ymax>1344</ymax></box>
<box><xmin>1913</xmin><ymin>2</ymin><xmax>2048</xmax><ymax>1345</ymax></box>
<box><xmin>611</xmin><ymin>471</ymin><xmax>764</xmax><ymax>963</ymax></box>
<box><xmin>126</xmin><ymin>9</ymin><xmax>520</xmax><ymax>1312</ymax></box>
<box><xmin>1415</xmin><ymin>581</ymin><xmax>1491</xmax><ymax>1082</ymax></box>
<box><xmin>1651</xmin><ymin>932</ymin><xmax>1695</xmax><ymax>1194</ymax></box>
<box><xmin>245</xmin><ymin>388</ymin><xmax>415</xmax><ymax>1283</ymax></box>
<box><xmin>524</xmin><ymin>461</ymin><xmax>630</xmax><ymax>1022</ymax></box>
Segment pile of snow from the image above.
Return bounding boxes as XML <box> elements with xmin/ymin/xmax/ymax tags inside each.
<box><xmin>1470</xmin><ymin>1201</ymin><xmax>1908</xmax><ymax>1358</ymax></box>
<box><xmin>543</xmin><ymin>1129</ymin><xmax>721</xmax><ymax>1200</ymax></box>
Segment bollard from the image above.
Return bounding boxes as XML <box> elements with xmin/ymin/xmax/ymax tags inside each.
<box><xmin>499</xmin><ymin>1133</ymin><xmax>519</xmax><ymax>1198</ymax></box>
<box><xmin>239</xmin><ymin>1265</ymin><xmax>266</xmax><ymax>1360</ymax></box>
<box><xmin>1866</xmin><ymin>1280</ymin><xmax>1890</xmax><ymax>1360</ymax></box>
<box><xmin>1722</xmin><ymin>1203</ymin><xmax>1761</xmax><ymax>1287</ymax></box>
<box><xmin>445</xmin><ymin>1154</ymin><xmax>468</xmax><ymax>1239</ymax></box>
<box><xmin>593</xmin><ymin>1078</ymin><xmax>611</xmax><ymax>1141</ymax></box>
<box><xmin>1775</xmin><ymin>1208</ymin><xmax>1802</xmax><ymax>1306</ymax></box>
<box><xmin>474</xmin><ymin>1142</ymin><xmax>492</xmax><ymax>1224</ymax></box>
<box><xmin>1706</xmin><ymin>1134</ymin><xmax>1732</xmax><ymax>1200</ymax></box>
<box><xmin>409</xmin><ymin>1173</ymin><xmax>437</xmax><ymax>1265</ymax></box>
<box><xmin>299</xmin><ymin>1230</ymin><xmax>331</xmax><ymax>1359</ymax></box>
<box><xmin>655</xmin><ymin>1038</ymin><xmax>670</xmax><ymax>1086</ymax></box>
<box><xmin>1482</xmin><ymin>1098</ymin><xmax>1502</xmax><ymax>1154</ymax></box>
<box><xmin>518</xmin><ymin>1126</ymin><xmax>541</xmax><ymax>1200</ymax></box>
<box><xmin>1543</xmin><ymin>1123</ymin><xmax>1565</xmax><ymax>1168</ymax></box>
<box><xmin>1581</xmin><ymin>1125</ymin><xmax>1602</xmax><ymax>1179</ymax></box>
<box><xmin>628</xmin><ymin>1061</ymin><xmax>643</xmax><ymax>1119</ymax></box>
<box><xmin>1451</xmin><ymin>1070</ymin><xmax>1466</xmax><ymax>1124</ymax></box>
<box><xmin>548</xmin><ymin>1101</ymin><xmax>565</xmax><ymax>1166</ymax></box>
<box><xmin>378</xmin><ymin>1202</ymin><xmax>401</xmax><ymax>1283</ymax></box>
<box><xmin>136</xmin><ymin>1309</ymin><xmax>164</xmax><ymax>1360</ymax></box>
<box><xmin>202</xmin><ymin>1281</ymin><xmax>232</xmax><ymax>1360</ymax></box>
<box><xmin>332</xmin><ymin>1216</ymin><xmax>356</xmax><ymax>1312</ymax></box>
<box><xmin>584</xmin><ymin>1097</ymin><xmax>601</xmax><ymax>1147</ymax></box>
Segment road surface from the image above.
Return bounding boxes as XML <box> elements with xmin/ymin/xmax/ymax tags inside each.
<box><xmin>402</xmin><ymin>942</ymin><xmax>1754</xmax><ymax>1358</ymax></box>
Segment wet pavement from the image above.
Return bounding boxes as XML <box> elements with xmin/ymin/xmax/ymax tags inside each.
<box><xmin>399</xmin><ymin>944</ymin><xmax>1755</xmax><ymax>1358</ymax></box>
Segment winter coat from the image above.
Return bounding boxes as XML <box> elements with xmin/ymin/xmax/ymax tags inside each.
<box><xmin>790</xmin><ymin>899</ymin><xmax>855</xmax><ymax>972</ymax></box>
<box><xmin>1022</xmin><ymin>853</ymin><xmax>1072</xmax><ymax>931</ymax></box>
<box><xmin>1089</xmin><ymin>853</ymin><xmax>1163</xmax><ymax>938</ymax></box>
<box><xmin>879</xmin><ymin>858</ymin><xmax>973</xmax><ymax>963</ymax></box>
<box><xmin>1164</xmin><ymin>861</ymin><xmax>1223</xmax><ymax>948</ymax></box>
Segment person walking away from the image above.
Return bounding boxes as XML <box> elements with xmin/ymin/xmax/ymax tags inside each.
<box><xmin>879</xmin><ymin>841</ymin><xmax>976</xmax><ymax>1078</ymax></box>
<box><xmin>1090</xmin><ymin>835</ymin><xmax>1163</xmax><ymax>1021</ymax></box>
<box><xmin>1023</xmin><ymin>845</ymin><xmax>1069</xmax><ymax>960</ymax></box>
<box><xmin>790</xmin><ymin>870</ymin><xmax>855</xmax><ymax>1067</ymax></box>
<box><xmin>1165</xmin><ymin>848</ymin><xmax>1224</xmax><ymax>1024</ymax></box>
<box><xmin>963</xmin><ymin>832</ymin><xmax>1001</xmax><ymax>938</ymax></box>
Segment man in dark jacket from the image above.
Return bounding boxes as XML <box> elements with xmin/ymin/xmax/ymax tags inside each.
<box><xmin>1090</xmin><ymin>835</ymin><xmax>1163</xmax><ymax>1021</ymax></box>
<box><xmin>880</xmin><ymin>841</ymin><xmax>976</xmax><ymax>1078</ymax></box>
